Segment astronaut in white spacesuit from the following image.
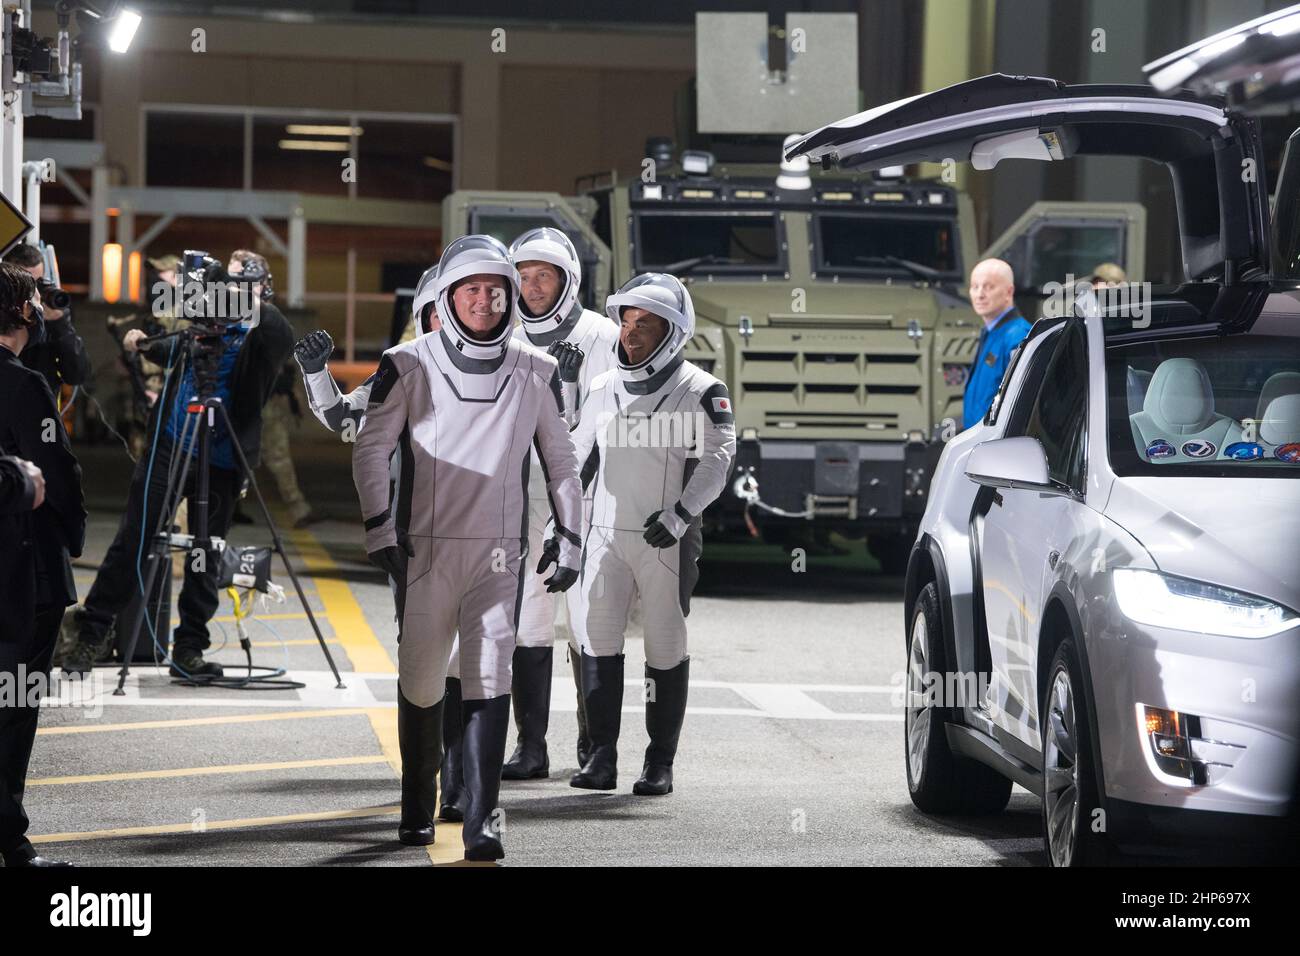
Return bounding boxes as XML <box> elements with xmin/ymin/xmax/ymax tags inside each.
<box><xmin>294</xmin><ymin>267</ymin><xmax>482</xmax><ymax>831</ymax></box>
<box><xmin>352</xmin><ymin>235</ymin><xmax>583</xmax><ymax>861</ymax></box>
<box><xmin>501</xmin><ymin>227</ymin><xmax>620</xmax><ymax>781</ymax></box>
<box><xmin>568</xmin><ymin>273</ymin><xmax>735</xmax><ymax>796</ymax></box>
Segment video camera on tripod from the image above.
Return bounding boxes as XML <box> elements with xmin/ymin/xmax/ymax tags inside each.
<box><xmin>176</xmin><ymin>249</ymin><xmax>271</xmax><ymax>330</ymax></box>
<box><xmin>114</xmin><ymin>248</ymin><xmax>344</xmax><ymax>692</ymax></box>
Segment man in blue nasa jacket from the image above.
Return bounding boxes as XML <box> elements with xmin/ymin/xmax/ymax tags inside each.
<box><xmin>962</xmin><ymin>258</ymin><xmax>1031</xmax><ymax>430</ymax></box>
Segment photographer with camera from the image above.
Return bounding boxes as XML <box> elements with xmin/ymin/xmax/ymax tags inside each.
<box><xmin>62</xmin><ymin>249</ymin><xmax>292</xmax><ymax>679</ymax></box>
<box><xmin>0</xmin><ymin>262</ymin><xmax>85</xmax><ymax>867</ymax></box>
<box><xmin>3</xmin><ymin>243</ymin><xmax>90</xmax><ymax>397</ymax></box>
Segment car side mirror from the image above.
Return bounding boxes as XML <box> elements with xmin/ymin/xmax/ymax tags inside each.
<box><xmin>964</xmin><ymin>436</ymin><xmax>1051</xmax><ymax>490</ymax></box>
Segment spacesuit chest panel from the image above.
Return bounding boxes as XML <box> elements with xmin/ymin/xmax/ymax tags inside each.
<box><xmin>408</xmin><ymin>335</ymin><xmax>538</xmax><ymax>540</ymax></box>
<box><xmin>592</xmin><ymin>367</ymin><xmax>696</xmax><ymax>531</ymax></box>
<box><xmin>521</xmin><ymin>310</ymin><xmax>618</xmax><ymax>502</ymax></box>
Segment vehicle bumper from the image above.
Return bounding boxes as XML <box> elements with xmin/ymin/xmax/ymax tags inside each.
<box><xmin>1087</xmin><ymin>598</ymin><xmax>1300</xmax><ymax>824</ymax></box>
<box><xmin>723</xmin><ymin>436</ymin><xmax>944</xmax><ymax>525</ymax></box>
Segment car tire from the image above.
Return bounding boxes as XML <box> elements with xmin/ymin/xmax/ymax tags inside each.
<box><xmin>1040</xmin><ymin>639</ymin><xmax>1113</xmax><ymax>866</ymax></box>
<box><xmin>905</xmin><ymin>582</ymin><xmax>1013</xmax><ymax>815</ymax></box>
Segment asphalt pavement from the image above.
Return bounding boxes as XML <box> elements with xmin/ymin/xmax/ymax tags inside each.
<box><xmin>17</xmin><ymin>440</ymin><xmax>1048</xmax><ymax>867</ymax></box>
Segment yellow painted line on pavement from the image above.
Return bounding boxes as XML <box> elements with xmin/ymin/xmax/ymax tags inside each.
<box><xmin>212</xmin><ymin>612</ymin><xmax>315</xmax><ymax>623</ymax></box>
<box><xmin>37</xmin><ymin>708</ymin><xmax>375</xmax><ymax>735</ymax></box>
<box><xmin>29</xmin><ymin>755</ymin><xmax>390</xmax><ymax>786</ymax></box>
<box><xmin>284</xmin><ymin>529</ymin><xmax>462</xmax><ymax>863</ymax></box>
<box><xmin>31</xmin><ymin>805</ymin><xmax>404</xmax><ymax>845</ymax></box>
<box><xmin>366</xmin><ymin>706</ymin><xmax>466</xmax><ymax>864</ymax></box>
<box><xmin>286</xmin><ymin>526</ymin><xmax>394</xmax><ymax>674</ymax></box>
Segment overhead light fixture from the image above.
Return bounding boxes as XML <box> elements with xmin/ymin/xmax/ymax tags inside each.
<box><xmin>108</xmin><ymin>8</ymin><xmax>142</xmax><ymax>53</ymax></box>
<box><xmin>285</xmin><ymin>124</ymin><xmax>363</xmax><ymax>137</ymax></box>
<box><xmin>278</xmin><ymin>139</ymin><xmax>350</xmax><ymax>152</ymax></box>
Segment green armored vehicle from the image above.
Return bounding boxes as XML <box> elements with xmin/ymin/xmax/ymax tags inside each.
<box><xmin>442</xmin><ymin>147</ymin><xmax>1144</xmax><ymax>570</ymax></box>
<box><xmin>439</xmin><ymin>11</ymin><xmax>1151</xmax><ymax>570</ymax></box>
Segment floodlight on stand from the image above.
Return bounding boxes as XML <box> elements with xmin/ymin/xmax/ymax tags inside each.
<box><xmin>108</xmin><ymin>8</ymin><xmax>142</xmax><ymax>52</ymax></box>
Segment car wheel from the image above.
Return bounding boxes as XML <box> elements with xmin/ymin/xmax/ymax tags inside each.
<box><xmin>1041</xmin><ymin>639</ymin><xmax>1112</xmax><ymax>866</ymax></box>
<box><xmin>906</xmin><ymin>582</ymin><xmax>1013</xmax><ymax>814</ymax></box>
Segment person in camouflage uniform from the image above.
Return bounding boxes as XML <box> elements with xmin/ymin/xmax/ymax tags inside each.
<box><xmin>257</xmin><ymin>363</ymin><xmax>318</xmax><ymax>527</ymax></box>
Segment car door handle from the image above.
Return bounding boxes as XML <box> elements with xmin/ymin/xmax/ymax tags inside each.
<box><xmin>1048</xmin><ymin>550</ymin><xmax>1060</xmax><ymax>569</ymax></box>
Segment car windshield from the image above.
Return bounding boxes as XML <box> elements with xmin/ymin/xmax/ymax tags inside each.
<box><xmin>1106</xmin><ymin>329</ymin><xmax>1300</xmax><ymax>477</ymax></box>
<box><xmin>814</xmin><ymin>212</ymin><xmax>959</xmax><ymax>278</ymax></box>
<box><xmin>634</xmin><ymin>211</ymin><xmax>782</xmax><ymax>274</ymax></box>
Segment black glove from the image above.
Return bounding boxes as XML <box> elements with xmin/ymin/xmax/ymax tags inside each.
<box><xmin>294</xmin><ymin>329</ymin><xmax>334</xmax><ymax>374</ymax></box>
<box><xmin>535</xmin><ymin>535</ymin><xmax>561</xmax><ymax>575</ymax></box>
<box><xmin>544</xmin><ymin>566</ymin><xmax>579</xmax><ymax>593</ymax></box>
<box><xmin>368</xmin><ymin>533</ymin><xmax>414</xmax><ymax>580</ymax></box>
<box><xmin>642</xmin><ymin>510</ymin><xmax>678</xmax><ymax>549</ymax></box>
<box><xmin>547</xmin><ymin>340</ymin><xmax>585</xmax><ymax>384</ymax></box>
<box><xmin>535</xmin><ymin>535</ymin><xmax>578</xmax><ymax>592</ymax></box>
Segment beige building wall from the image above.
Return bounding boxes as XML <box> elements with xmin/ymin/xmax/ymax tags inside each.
<box><xmin>35</xmin><ymin>10</ymin><xmax>694</xmax><ymax>192</ymax></box>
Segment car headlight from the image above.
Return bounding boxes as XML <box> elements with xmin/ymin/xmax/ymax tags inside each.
<box><xmin>1113</xmin><ymin>569</ymin><xmax>1299</xmax><ymax>639</ymax></box>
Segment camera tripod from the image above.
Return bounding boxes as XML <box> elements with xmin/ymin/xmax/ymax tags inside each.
<box><xmin>113</xmin><ymin>322</ymin><xmax>346</xmax><ymax>695</ymax></box>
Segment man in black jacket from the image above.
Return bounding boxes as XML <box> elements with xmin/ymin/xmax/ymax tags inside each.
<box><xmin>0</xmin><ymin>455</ymin><xmax>44</xmax><ymax>513</ymax></box>
<box><xmin>3</xmin><ymin>243</ymin><xmax>91</xmax><ymax>397</ymax></box>
<box><xmin>63</xmin><ymin>250</ymin><xmax>293</xmax><ymax>679</ymax></box>
<box><xmin>0</xmin><ymin>262</ymin><xmax>86</xmax><ymax>867</ymax></box>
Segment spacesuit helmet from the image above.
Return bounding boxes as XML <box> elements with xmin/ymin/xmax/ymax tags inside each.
<box><xmin>508</xmin><ymin>226</ymin><xmax>582</xmax><ymax>333</ymax></box>
<box><xmin>605</xmin><ymin>272</ymin><xmax>695</xmax><ymax>383</ymax></box>
<box><xmin>434</xmin><ymin>234</ymin><xmax>519</xmax><ymax>358</ymax></box>
<box><xmin>411</xmin><ymin>262</ymin><xmax>440</xmax><ymax>335</ymax></box>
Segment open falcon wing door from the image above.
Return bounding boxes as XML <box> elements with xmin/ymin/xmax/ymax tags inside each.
<box><xmin>785</xmin><ymin>73</ymin><xmax>1271</xmax><ymax>284</ymax></box>
<box><xmin>1144</xmin><ymin>3</ymin><xmax>1300</xmax><ymax>282</ymax></box>
<box><xmin>1144</xmin><ymin>3</ymin><xmax>1300</xmax><ymax>109</ymax></box>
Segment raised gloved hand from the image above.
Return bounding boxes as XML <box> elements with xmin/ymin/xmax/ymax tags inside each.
<box><xmin>368</xmin><ymin>532</ymin><xmax>414</xmax><ymax>581</ymax></box>
<box><xmin>642</xmin><ymin>510</ymin><xmax>684</xmax><ymax>549</ymax></box>
<box><xmin>294</xmin><ymin>329</ymin><xmax>334</xmax><ymax>374</ymax></box>
<box><xmin>536</xmin><ymin>535</ymin><xmax>579</xmax><ymax>593</ymax></box>
<box><xmin>547</xmin><ymin>340</ymin><xmax>585</xmax><ymax>384</ymax></box>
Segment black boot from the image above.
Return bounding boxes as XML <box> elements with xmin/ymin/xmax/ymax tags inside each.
<box><xmin>569</xmin><ymin>651</ymin><xmax>623</xmax><ymax>791</ymax></box>
<box><xmin>397</xmin><ymin>688</ymin><xmax>444</xmax><ymax>845</ymax></box>
<box><xmin>633</xmin><ymin>658</ymin><xmax>689</xmax><ymax>796</ymax></box>
<box><xmin>462</xmin><ymin>694</ymin><xmax>512</xmax><ymax>861</ymax></box>
<box><xmin>438</xmin><ymin>678</ymin><xmax>466</xmax><ymax>822</ymax></box>
<box><xmin>502</xmin><ymin>647</ymin><xmax>552</xmax><ymax>780</ymax></box>
<box><xmin>570</xmin><ymin>646</ymin><xmax>590</xmax><ymax>768</ymax></box>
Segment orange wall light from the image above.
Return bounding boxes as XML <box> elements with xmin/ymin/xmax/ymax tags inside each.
<box><xmin>128</xmin><ymin>250</ymin><xmax>142</xmax><ymax>303</ymax></box>
<box><xmin>102</xmin><ymin>243</ymin><xmax>123</xmax><ymax>303</ymax></box>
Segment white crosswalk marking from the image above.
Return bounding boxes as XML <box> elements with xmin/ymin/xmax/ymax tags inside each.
<box><xmin>53</xmin><ymin>671</ymin><xmax>903</xmax><ymax>722</ymax></box>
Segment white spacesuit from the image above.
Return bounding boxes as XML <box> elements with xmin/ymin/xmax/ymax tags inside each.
<box><xmin>502</xmin><ymin>226</ymin><xmax>620</xmax><ymax>782</ymax></box>
<box><xmin>568</xmin><ymin>273</ymin><xmax>736</xmax><ymax>796</ymax></box>
<box><xmin>352</xmin><ymin>236</ymin><xmax>583</xmax><ymax>861</ymax></box>
<box><xmin>294</xmin><ymin>267</ymin><xmax>480</xmax><ymax>835</ymax></box>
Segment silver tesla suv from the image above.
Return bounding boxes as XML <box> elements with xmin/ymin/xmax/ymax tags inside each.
<box><xmin>787</xmin><ymin>68</ymin><xmax>1300</xmax><ymax>865</ymax></box>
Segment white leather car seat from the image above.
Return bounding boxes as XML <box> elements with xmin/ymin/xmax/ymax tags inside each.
<box><xmin>1129</xmin><ymin>357</ymin><xmax>1240</xmax><ymax>461</ymax></box>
